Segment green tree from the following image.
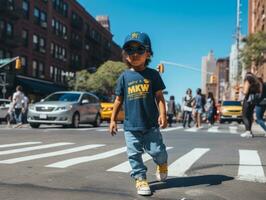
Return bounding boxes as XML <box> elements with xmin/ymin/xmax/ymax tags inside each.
<box><xmin>68</xmin><ymin>60</ymin><xmax>127</xmax><ymax>96</ymax></box>
<box><xmin>240</xmin><ymin>31</ymin><xmax>266</xmax><ymax>70</ymax></box>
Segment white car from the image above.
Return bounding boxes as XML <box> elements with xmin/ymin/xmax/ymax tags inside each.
<box><xmin>27</xmin><ymin>91</ymin><xmax>101</xmax><ymax>128</ymax></box>
<box><xmin>0</xmin><ymin>99</ymin><xmax>11</xmax><ymax>122</ymax></box>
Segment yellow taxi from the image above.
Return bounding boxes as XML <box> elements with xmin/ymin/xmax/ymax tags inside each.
<box><xmin>219</xmin><ymin>101</ymin><xmax>242</xmax><ymax>123</ymax></box>
<box><xmin>100</xmin><ymin>102</ymin><xmax>125</xmax><ymax>122</ymax></box>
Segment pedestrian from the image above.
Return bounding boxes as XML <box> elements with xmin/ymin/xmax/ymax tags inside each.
<box><xmin>241</xmin><ymin>72</ymin><xmax>261</xmax><ymax>138</ymax></box>
<box><xmin>254</xmin><ymin>77</ymin><xmax>266</xmax><ymax>135</ymax></box>
<box><xmin>167</xmin><ymin>95</ymin><xmax>176</xmax><ymax>127</ymax></box>
<box><xmin>194</xmin><ymin>88</ymin><xmax>204</xmax><ymax>128</ymax></box>
<box><xmin>182</xmin><ymin>88</ymin><xmax>193</xmax><ymax>128</ymax></box>
<box><xmin>12</xmin><ymin>85</ymin><xmax>25</xmax><ymax>127</ymax></box>
<box><xmin>6</xmin><ymin>101</ymin><xmax>15</xmax><ymax>128</ymax></box>
<box><xmin>205</xmin><ymin>92</ymin><xmax>216</xmax><ymax>125</ymax></box>
<box><xmin>22</xmin><ymin>95</ymin><xmax>29</xmax><ymax>124</ymax></box>
<box><xmin>109</xmin><ymin>32</ymin><xmax>168</xmax><ymax>196</ymax></box>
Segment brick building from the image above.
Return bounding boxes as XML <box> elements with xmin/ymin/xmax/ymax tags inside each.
<box><xmin>0</xmin><ymin>0</ymin><xmax>122</xmax><ymax>100</ymax></box>
<box><xmin>248</xmin><ymin>0</ymin><xmax>266</xmax><ymax>79</ymax></box>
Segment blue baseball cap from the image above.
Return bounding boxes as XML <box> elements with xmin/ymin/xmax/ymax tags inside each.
<box><xmin>122</xmin><ymin>32</ymin><xmax>152</xmax><ymax>53</ymax></box>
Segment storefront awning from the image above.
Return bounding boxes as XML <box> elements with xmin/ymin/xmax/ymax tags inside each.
<box><xmin>16</xmin><ymin>76</ymin><xmax>67</xmax><ymax>95</ymax></box>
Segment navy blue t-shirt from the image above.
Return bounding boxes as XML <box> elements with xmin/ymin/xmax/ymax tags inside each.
<box><xmin>115</xmin><ymin>67</ymin><xmax>166</xmax><ymax>131</ymax></box>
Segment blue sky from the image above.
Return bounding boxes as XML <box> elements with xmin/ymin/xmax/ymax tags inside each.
<box><xmin>78</xmin><ymin>0</ymin><xmax>248</xmax><ymax>104</ymax></box>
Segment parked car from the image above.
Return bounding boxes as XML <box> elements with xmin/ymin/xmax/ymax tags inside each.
<box><xmin>28</xmin><ymin>91</ymin><xmax>101</xmax><ymax>128</ymax></box>
<box><xmin>219</xmin><ymin>100</ymin><xmax>242</xmax><ymax>123</ymax></box>
<box><xmin>100</xmin><ymin>102</ymin><xmax>124</xmax><ymax>122</ymax></box>
<box><xmin>0</xmin><ymin>99</ymin><xmax>11</xmax><ymax>122</ymax></box>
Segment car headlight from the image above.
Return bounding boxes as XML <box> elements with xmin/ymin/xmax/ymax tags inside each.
<box><xmin>29</xmin><ymin>105</ymin><xmax>35</xmax><ymax>110</ymax></box>
<box><xmin>55</xmin><ymin>105</ymin><xmax>72</xmax><ymax>111</ymax></box>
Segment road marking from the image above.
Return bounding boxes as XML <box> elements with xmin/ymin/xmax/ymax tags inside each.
<box><xmin>168</xmin><ymin>148</ymin><xmax>210</xmax><ymax>177</ymax></box>
<box><xmin>0</xmin><ymin>143</ymin><xmax>74</xmax><ymax>155</ymax></box>
<box><xmin>161</xmin><ymin>127</ymin><xmax>183</xmax><ymax>132</ymax></box>
<box><xmin>237</xmin><ymin>150</ymin><xmax>266</xmax><ymax>183</ymax></box>
<box><xmin>46</xmin><ymin>147</ymin><xmax>127</xmax><ymax>168</ymax></box>
<box><xmin>97</xmin><ymin>128</ymin><xmax>124</xmax><ymax>132</ymax></box>
<box><xmin>229</xmin><ymin>126</ymin><xmax>238</xmax><ymax>134</ymax></box>
<box><xmin>0</xmin><ymin>142</ymin><xmax>42</xmax><ymax>148</ymax></box>
<box><xmin>0</xmin><ymin>144</ymin><xmax>105</xmax><ymax>164</ymax></box>
<box><xmin>107</xmin><ymin>147</ymin><xmax>173</xmax><ymax>173</ymax></box>
<box><xmin>207</xmin><ymin>126</ymin><xmax>219</xmax><ymax>133</ymax></box>
<box><xmin>184</xmin><ymin>127</ymin><xmax>202</xmax><ymax>132</ymax></box>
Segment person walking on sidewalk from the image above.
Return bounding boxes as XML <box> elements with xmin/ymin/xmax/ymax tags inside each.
<box><xmin>205</xmin><ymin>92</ymin><xmax>216</xmax><ymax>125</ymax></box>
<box><xmin>255</xmin><ymin>77</ymin><xmax>266</xmax><ymax>135</ymax></box>
<box><xmin>194</xmin><ymin>88</ymin><xmax>205</xmax><ymax>128</ymax></box>
<box><xmin>109</xmin><ymin>32</ymin><xmax>168</xmax><ymax>196</ymax></box>
<box><xmin>167</xmin><ymin>95</ymin><xmax>176</xmax><ymax>127</ymax></box>
<box><xmin>241</xmin><ymin>72</ymin><xmax>262</xmax><ymax>138</ymax></box>
<box><xmin>182</xmin><ymin>88</ymin><xmax>193</xmax><ymax>128</ymax></box>
<box><xmin>12</xmin><ymin>85</ymin><xmax>25</xmax><ymax>126</ymax></box>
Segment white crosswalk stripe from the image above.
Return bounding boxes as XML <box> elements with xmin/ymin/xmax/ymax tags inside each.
<box><xmin>168</xmin><ymin>148</ymin><xmax>210</xmax><ymax>177</ymax></box>
<box><xmin>207</xmin><ymin>126</ymin><xmax>219</xmax><ymax>133</ymax></box>
<box><xmin>229</xmin><ymin>126</ymin><xmax>238</xmax><ymax>134</ymax></box>
<box><xmin>161</xmin><ymin>127</ymin><xmax>183</xmax><ymax>132</ymax></box>
<box><xmin>0</xmin><ymin>142</ymin><xmax>74</xmax><ymax>155</ymax></box>
<box><xmin>0</xmin><ymin>142</ymin><xmax>42</xmax><ymax>148</ymax></box>
<box><xmin>237</xmin><ymin>150</ymin><xmax>266</xmax><ymax>183</ymax></box>
<box><xmin>0</xmin><ymin>141</ymin><xmax>264</xmax><ymax>183</ymax></box>
<box><xmin>46</xmin><ymin>146</ymin><xmax>127</xmax><ymax>168</ymax></box>
<box><xmin>107</xmin><ymin>147</ymin><xmax>173</xmax><ymax>173</ymax></box>
<box><xmin>0</xmin><ymin>144</ymin><xmax>105</xmax><ymax>164</ymax></box>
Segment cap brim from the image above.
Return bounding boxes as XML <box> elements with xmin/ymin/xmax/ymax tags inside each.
<box><xmin>122</xmin><ymin>39</ymin><xmax>145</xmax><ymax>49</ymax></box>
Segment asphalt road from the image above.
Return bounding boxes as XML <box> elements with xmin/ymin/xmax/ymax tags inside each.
<box><xmin>0</xmin><ymin>123</ymin><xmax>265</xmax><ymax>200</ymax></box>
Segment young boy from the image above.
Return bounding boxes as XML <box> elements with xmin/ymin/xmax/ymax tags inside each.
<box><xmin>109</xmin><ymin>32</ymin><xmax>168</xmax><ymax>196</ymax></box>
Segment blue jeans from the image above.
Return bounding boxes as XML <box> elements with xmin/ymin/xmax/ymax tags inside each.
<box><xmin>124</xmin><ymin>127</ymin><xmax>168</xmax><ymax>180</ymax></box>
<box><xmin>255</xmin><ymin>106</ymin><xmax>266</xmax><ymax>132</ymax></box>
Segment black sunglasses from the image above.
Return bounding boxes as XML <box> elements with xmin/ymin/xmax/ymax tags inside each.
<box><xmin>124</xmin><ymin>46</ymin><xmax>146</xmax><ymax>55</ymax></box>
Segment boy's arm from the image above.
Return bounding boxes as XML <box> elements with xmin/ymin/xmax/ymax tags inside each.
<box><xmin>109</xmin><ymin>96</ymin><xmax>123</xmax><ymax>136</ymax></box>
<box><xmin>155</xmin><ymin>90</ymin><xmax>167</xmax><ymax>128</ymax></box>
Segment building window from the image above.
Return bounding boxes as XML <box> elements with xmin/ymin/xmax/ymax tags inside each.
<box><xmin>39</xmin><ymin>37</ymin><xmax>46</xmax><ymax>53</ymax></box>
<box><xmin>52</xmin><ymin>0</ymin><xmax>68</xmax><ymax>17</ymax></box>
<box><xmin>33</xmin><ymin>34</ymin><xmax>38</xmax><ymax>50</ymax></box>
<box><xmin>32</xmin><ymin>60</ymin><xmax>37</xmax><ymax>77</ymax></box>
<box><xmin>22</xmin><ymin>29</ymin><xmax>28</xmax><ymax>47</ymax></box>
<box><xmin>50</xmin><ymin>66</ymin><xmax>54</xmax><ymax>79</ymax></box>
<box><xmin>34</xmin><ymin>7</ymin><xmax>47</xmax><ymax>28</ymax></box>
<box><xmin>21</xmin><ymin>56</ymin><xmax>27</xmax><ymax>74</ymax></box>
<box><xmin>39</xmin><ymin>62</ymin><xmax>45</xmax><ymax>78</ymax></box>
<box><xmin>6</xmin><ymin>22</ymin><xmax>13</xmax><ymax>37</ymax></box>
<box><xmin>22</xmin><ymin>0</ymin><xmax>29</xmax><ymax>18</ymax></box>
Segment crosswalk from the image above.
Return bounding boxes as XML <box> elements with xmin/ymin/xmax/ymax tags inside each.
<box><xmin>0</xmin><ymin>141</ymin><xmax>265</xmax><ymax>183</ymax></box>
<box><xmin>1</xmin><ymin>124</ymin><xmax>248</xmax><ymax>135</ymax></box>
<box><xmin>93</xmin><ymin>125</ymin><xmax>244</xmax><ymax>135</ymax></box>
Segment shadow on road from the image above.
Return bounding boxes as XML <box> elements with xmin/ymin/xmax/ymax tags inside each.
<box><xmin>149</xmin><ymin>175</ymin><xmax>234</xmax><ymax>192</ymax></box>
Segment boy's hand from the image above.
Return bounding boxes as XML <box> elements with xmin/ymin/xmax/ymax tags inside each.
<box><xmin>158</xmin><ymin>115</ymin><xmax>167</xmax><ymax>129</ymax></box>
<box><xmin>109</xmin><ymin>121</ymin><xmax>118</xmax><ymax>136</ymax></box>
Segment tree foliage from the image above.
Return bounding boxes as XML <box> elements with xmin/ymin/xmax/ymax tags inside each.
<box><xmin>240</xmin><ymin>31</ymin><xmax>266</xmax><ymax>69</ymax></box>
<box><xmin>68</xmin><ymin>60</ymin><xmax>127</xmax><ymax>96</ymax></box>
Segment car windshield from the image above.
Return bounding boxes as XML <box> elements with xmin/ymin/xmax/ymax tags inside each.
<box><xmin>222</xmin><ymin>101</ymin><xmax>241</xmax><ymax>106</ymax></box>
<box><xmin>44</xmin><ymin>93</ymin><xmax>80</xmax><ymax>102</ymax></box>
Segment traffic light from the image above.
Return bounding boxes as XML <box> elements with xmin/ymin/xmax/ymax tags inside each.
<box><xmin>210</xmin><ymin>75</ymin><xmax>217</xmax><ymax>84</ymax></box>
<box><xmin>15</xmin><ymin>58</ymin><xmax>22</xmax><ymax>70</ymax></box>
<box><xmin>157</xmin><ymin>63</ymin><xmax>164</xmax><ymax>73</ymax></box>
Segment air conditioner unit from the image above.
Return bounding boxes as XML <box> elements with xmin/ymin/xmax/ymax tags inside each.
<box><xmin>59</xmin><ymin>55</ymin><xmax>63</xmax><ymax>59</ymax></box>
<box><xmin>40</xmin><ymin>48</ymin><xmax>46</xmax><ymax>53</ymax></box>
<box><xmin>64</xmin><ymin>35</ymin><xmax>68</xmax><ymax>40</ymax></box>
<box><xmin>41</xmin><ymin>22</ymin><xmax>47</xmax><ymax>28</ymax></box>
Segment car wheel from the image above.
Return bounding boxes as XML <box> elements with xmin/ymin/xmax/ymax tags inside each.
<box><xmin>30</xmin><ymin>123</ymin><xmax>40</xmax><ymax>128</ymax></box>
<box><xmin>93</xmin><ymin>114</ymin><xmax>101</xmax><ymax>127</ymax></box>
<box><xmin>71</xmin><ymin>113</ymin><xmax>80</xmax><ymax>128</ymax></box>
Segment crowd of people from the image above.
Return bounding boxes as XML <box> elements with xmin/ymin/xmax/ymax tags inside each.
<box><xmin>165</xmin><ymin>71</ymin><xmax>266</xmax><ymax>139</ymax></box>
<box><xmin>6</xmin><ymin>85</ymin><xmax>29</xmax><ymax>128</ymax></box>
<box><xmin>166</xmin><ymin>88</ymin><xmax>217</xmax><ymax>129</ymax></box>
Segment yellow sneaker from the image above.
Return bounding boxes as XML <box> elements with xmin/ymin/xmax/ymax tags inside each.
<box><xmin>135</xmin><ymin>179</ymin><xmax>151</xmax><ymax>196</ymax></box>
<box><xmin>156</xmin><ymin>163</ymin><xmax>168</xmax><ymax>181</ymax></box>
